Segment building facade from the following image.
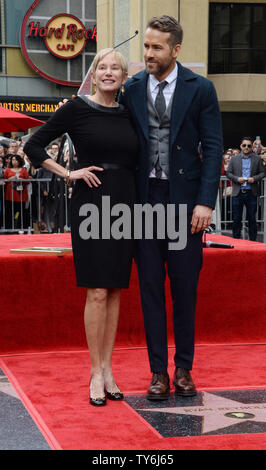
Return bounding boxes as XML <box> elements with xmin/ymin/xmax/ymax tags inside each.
<box><xmin>98</xmin><ymin>0</ymin><xmax>266</xmax><ymax>149</ymax></box>
<box><xmin>0</xmin><ymin>0</ymin><xmax>96</xmax><ymax>125</ymax></box>
<box><xmin>0</xmin><ymin>0</ymin><xmax>265</xmax><ymax>147</ymax></box>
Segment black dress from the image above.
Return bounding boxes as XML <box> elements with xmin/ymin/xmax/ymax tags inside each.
<box><xmin>24</xmin><ymin>97</ymin><xmax>139</xmax><ymax>288</ymax></box>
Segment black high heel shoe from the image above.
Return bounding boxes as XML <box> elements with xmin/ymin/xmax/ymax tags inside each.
<box><xmin>105</xmin><ymin>386</ymin><xmax>124</xmax><ymax>401</ymax></box>
<box><xmin>106</xmin><ymin>391</ymin><xmax>124</xmax><ymax>401</ymax></box>
<box><xmin>90</xmin><ymin>395</ymin><xmax>106</xmax><ymax>406</ymax></box>
<box><xmin>89</xmin><ymin>380</ymin><xmax>106</xmax><ymax>406</ymax></box>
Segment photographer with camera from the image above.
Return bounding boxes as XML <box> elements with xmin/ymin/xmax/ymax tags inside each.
<box><xmin>227</xmin><ymin>137</ymin><xmax>265</xmax><ymax>241</ymax></box>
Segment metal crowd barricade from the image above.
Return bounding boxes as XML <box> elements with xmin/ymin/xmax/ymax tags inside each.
<box><xmin>0</xmin><ymin>133</ymin><xmax>75</xmax><ymax>235</ymax></box>
<box><xmin>0</xmin><ymin>166</ymin><xmax>265</xmax><ymax>241</ymax></box>
<box><xmin>216</xmin><ymin>176</ymin><xmax>266</xmax><ymax>242</ymax></box>
<box><xmin>261</xmin><ymin>178</ymin><xmax>266</xmax><ymax>243</ymax></box>
<box><xmin>0</xmin><ymin>176</ymin><xmax>73</xmax><ymax>234</ymax></box>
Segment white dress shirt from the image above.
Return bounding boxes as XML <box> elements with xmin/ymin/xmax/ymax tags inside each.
<box><xmin>148</xmin><ymin>63</ymin><xmax>178</xmax><ymax>179</ymax></box>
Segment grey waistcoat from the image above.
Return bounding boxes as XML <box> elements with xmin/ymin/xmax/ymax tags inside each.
<box><xmin>147</xmin><ymin>85</ymin><xmax>174</xmax><ymax>177</ymax></box>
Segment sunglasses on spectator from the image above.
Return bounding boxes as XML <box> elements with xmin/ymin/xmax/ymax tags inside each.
<box><xmin>241</xmin><ymin>144</ymin><xmax>252</xmax><ymax>148</ymax></box>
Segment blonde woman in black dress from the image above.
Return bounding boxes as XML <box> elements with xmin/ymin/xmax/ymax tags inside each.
<box><xmin>24</xmin><ymin>49</ymin><xmax>139</xmax><ymax>406</ymax></box>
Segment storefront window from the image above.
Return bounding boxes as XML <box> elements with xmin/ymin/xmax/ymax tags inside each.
<box><xmin>5</xmin><ymin>0</ymin><xmax>33</xmax><ymax>45</ymax></box>
<box><xmin>0</xmin><ymin>7</ymin><xmax>2</xmax><ymax>72</ymax></box>
<box><xmin>0</xmin><ymin>0</ymin><xmax>96</xmax><ymax>86</ymax></box>
<box><xmin>20</xmin><ymin>0</ymin><xmax>96</xmax><ymax>86</ymax></box>
<box><xmin>209</xmin><ymin>3</ymin><xmax>266</xmax><ymax>73</ymax></box>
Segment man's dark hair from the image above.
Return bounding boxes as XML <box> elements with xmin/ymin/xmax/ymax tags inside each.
<box><xmin>147</xmin><ymin>15</ymin><xmax>183</xmax><ymax>48</ymax></box>
<box><xmin>241</xmin><ymin>136</ymin><xmax>253</xmax><ymax>144</ymax></box>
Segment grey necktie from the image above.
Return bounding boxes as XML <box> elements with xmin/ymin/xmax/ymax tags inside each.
<box><xmin>154</xmin><ymin>80</ymin><xmax>167</xmax><ymax>120</ymax></box>
<box><xmin>154</xmin><ymin>81</ymin><xmax>167</xmax><ymax>178</ymax></box>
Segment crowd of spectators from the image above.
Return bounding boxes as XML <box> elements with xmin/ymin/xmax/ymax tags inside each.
<box><xmin>0</xmin><ymin>134</ymin><xmax>265</xmax><ymax>235</ymax></box>
<box><xmin>220</xmin><ymin>138</ymin><xmax>266</xmax><ymax>194</ymax></box>
<box><xmin>0</xmin><ymin>137</ymin><xmax>66</xmax><ymax>232</ymax></box>
<box><xmin>219</xmin><ymin>137</ymin><xmax>266</xmax><ymax>238</ymax></box>
<box><xmin>221</xmin><ymin>137</ymin><xmax>266</xmax><ymax>177</ymax></box>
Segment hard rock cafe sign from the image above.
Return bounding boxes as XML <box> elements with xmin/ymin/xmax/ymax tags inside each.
<box><xmin>20</xmin><ymin>0</ymin><xmax>97</xmax><ymax>86</ymax></box>
<box><xmin>27</xmin><ymin>14</ymin><xmax>97</xmax><ymax>60</ymax></box>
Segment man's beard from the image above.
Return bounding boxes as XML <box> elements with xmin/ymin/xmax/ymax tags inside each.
<box><xmin>145</xmin><ymin>57</ymin><xmax>173</xmax><ymax>77</ymax></box>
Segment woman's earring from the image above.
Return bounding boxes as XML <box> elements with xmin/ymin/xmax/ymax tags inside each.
<box><xmin>121</xmin><ymin>85</ymin><xmax>125</xmax><ymax>95</ymax></box>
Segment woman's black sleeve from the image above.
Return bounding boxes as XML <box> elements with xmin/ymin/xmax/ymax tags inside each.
<box><xmin>24</xmin><ymin>100</ymin><xmax>75</xmax><ymax>169</ymax></box>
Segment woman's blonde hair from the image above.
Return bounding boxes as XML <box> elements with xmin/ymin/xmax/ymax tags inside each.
<box><xmin>90</xmin><ymin>48</ymin><xmax>128</xmax><ymax>76</ymax></box>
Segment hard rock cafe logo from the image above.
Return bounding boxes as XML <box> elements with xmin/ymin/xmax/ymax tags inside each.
<box><xmin>20</xmin><ymin>0</ymin><xmax>97</xmax><ymax>86</ymax></box>
<box><xmin>28</xmin><ymin>13</ymin><xmax>97</xmax><ymax>60</ymax></box>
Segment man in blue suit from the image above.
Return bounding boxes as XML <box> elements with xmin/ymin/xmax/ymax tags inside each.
<box><xmin>121</xmin><ymin>16</ymin><xmax>223</xmax><ymax>400</ymax></box>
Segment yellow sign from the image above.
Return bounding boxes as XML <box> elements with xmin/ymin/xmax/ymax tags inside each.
<box><xmin>0</xmin><ymin>101</ymin><xmax>59</xmax><ymax>115</ymax></box>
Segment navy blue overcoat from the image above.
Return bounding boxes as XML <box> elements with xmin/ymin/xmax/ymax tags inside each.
<box><xmin>121</xmin><ymin>62</ymin><xmax>223</xmax><ymax>213</ymax></box>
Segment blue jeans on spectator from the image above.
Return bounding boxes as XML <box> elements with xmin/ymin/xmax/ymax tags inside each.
<box><xmin>232</xmin><ymin>190</ymin><xmax>258</xmax><ymax>241</ymax></box>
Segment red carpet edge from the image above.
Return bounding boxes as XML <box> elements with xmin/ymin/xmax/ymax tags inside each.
<box><xmin>0</xmin><ymin>359</ymin><xmax>62</xmax><ymax>450</ymax></box>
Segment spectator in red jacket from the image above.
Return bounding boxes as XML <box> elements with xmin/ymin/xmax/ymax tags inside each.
<box><xmin>3</xmin><ymin>155</ymin><xmax>30</xmax><ymax>231</ymax></box>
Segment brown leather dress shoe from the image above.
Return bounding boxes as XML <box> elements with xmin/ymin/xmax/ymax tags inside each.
<box><xmin>147</xmin><ymin>372</ymin><xmax>170</xmax><ymax>401</ymax></box>
<box><xmin>173</xmin><ymin>367</ymin><xmax>197</xmax><ymax>397</ymax></box>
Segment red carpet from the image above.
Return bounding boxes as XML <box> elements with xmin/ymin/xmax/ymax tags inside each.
<box><xmin>1</xmin><ymin>344</ymin><xmax>266</xmax><ymax>450</ymax></box>
<box><xmin>0</xmin><ymin>233</ymin><xmax>266</xmax><ymax>450</ymax></box>
<box><xmin>0</xmin><ymin>233</ymin><xmax>266</xmax><ymax>352</ymax></box>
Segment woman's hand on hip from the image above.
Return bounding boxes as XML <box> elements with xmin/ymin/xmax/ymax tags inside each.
<box><xmin>69</xmin><ymin>166</ymin><xmax>104</xmax><ymax>188</ymax></box>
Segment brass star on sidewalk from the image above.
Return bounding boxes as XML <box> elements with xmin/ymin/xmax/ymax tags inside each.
<box><xmin>139</xmin><ymin>391</ymin><xmax>266</xmax><ymax>434</ymax></box>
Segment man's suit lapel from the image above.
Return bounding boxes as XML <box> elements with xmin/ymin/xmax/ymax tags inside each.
<box><xmin>127</xmin><ymin>63</ymin><xmax>199</xmax><ymax>144</ymax></box>
<box><xmin>238</xmin><ymin>154</ymin><xmax>243</xmax><ymax>175</ymax></box>
<box><xmin>169</xmin><ymin>63</ymin><xmax>199</xmax><ymax>151</ymax></box>
<box><xmin>126</xmin><ymin>72</ymin><xmax>149</xmax><ymax>141</ymax></box>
